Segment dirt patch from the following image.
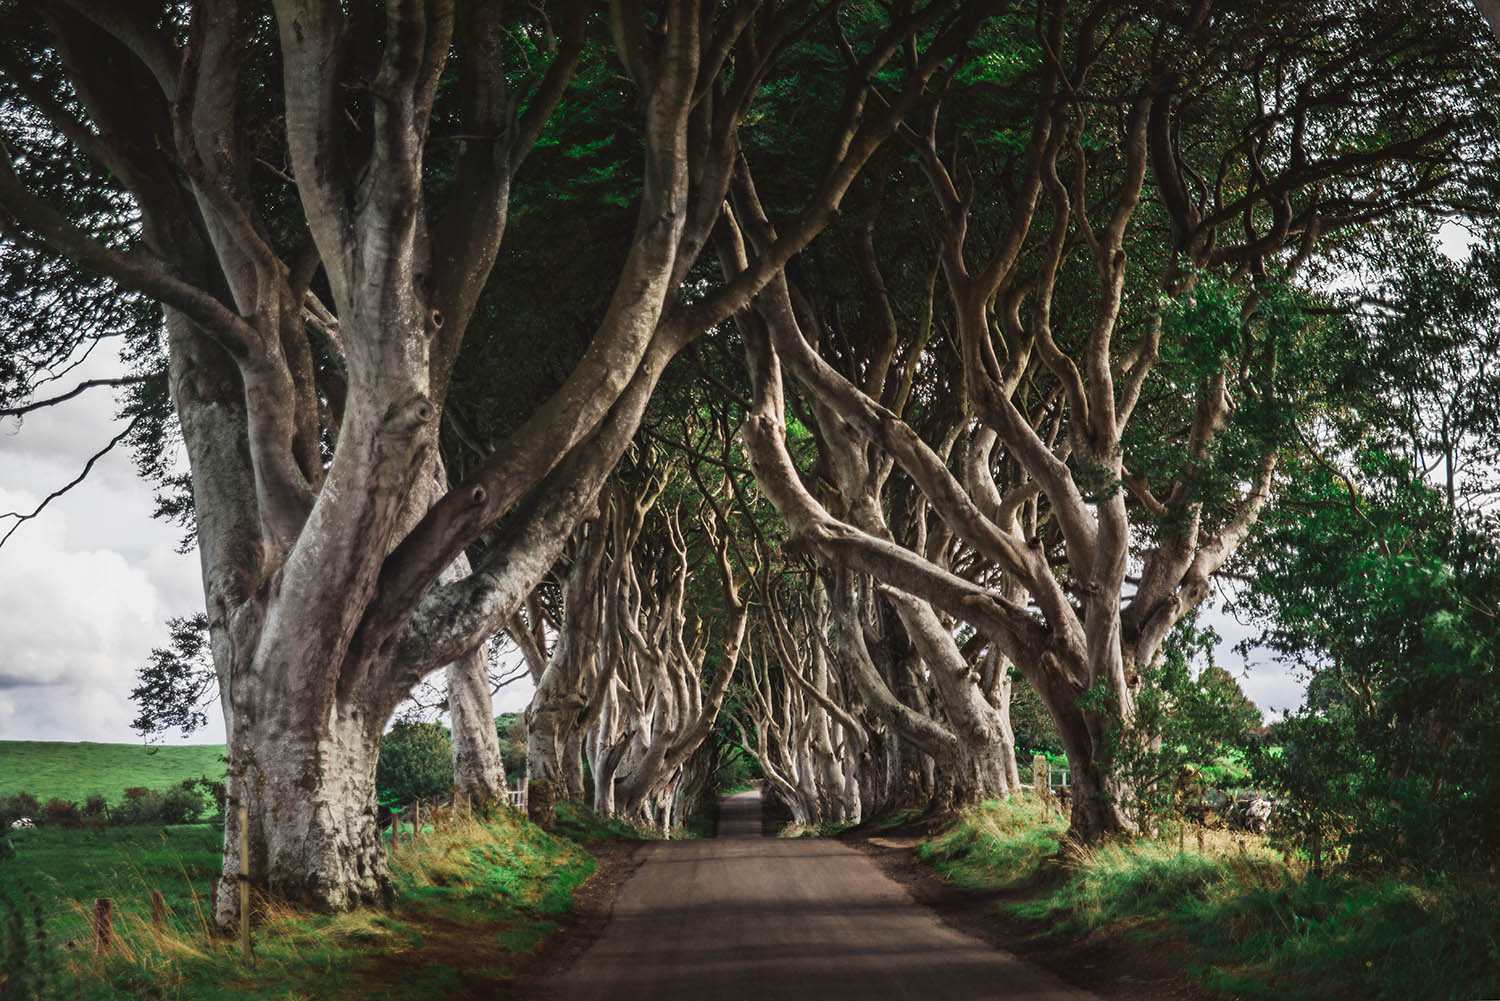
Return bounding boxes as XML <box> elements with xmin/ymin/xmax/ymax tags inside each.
<box><xmin>848</xmin><ymin>832</ymin><xmax>1226</xmax><ymax>1001</ymax></box>
<box><xmin>491</xmin><ymin>838</ymin><xmax>647</xmax><ymax>999</ymax></box>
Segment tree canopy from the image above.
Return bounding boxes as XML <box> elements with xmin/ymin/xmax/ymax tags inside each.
<box><xmin>1</xmin><ymin>0</ymin><xmax>1497</xmax><ymax>918</ymax></box>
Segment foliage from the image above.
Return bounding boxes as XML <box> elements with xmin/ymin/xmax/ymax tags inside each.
<box><xmin>1009</xmin><ymin>677</ymin><xmax>1062</xmax><ymax>758</ymax></box>
<box><xmin>109</xmin><ymin>782</ymin><xmax>211</xmax><ymax>826</ymax></box>
<box><xmin>1233</xmin><ymin>233</ymin><xmax>1500</xmax><ymax>875</ymax></box>
<box><xmin>0</xmin><ymin>781</ymin><xmax>213</xmax><ymax>830</ymax></box>
<box><xmin>128</xmin><ymin>615</ymin><xmax>216</xmax><ymax>741</ymax></box>
<box><xmin>921</xmin><ymin>798</ymin><xmax>1500</xmax><ymax>1001</ymax></box>
<box><xmin>1082</xmin><ymin>617</ymin><xmax>1262</xmax><ymax>833</ymax></box>
<box><xmin>1240</xmin><ymin>491</ymin><xmax>1500</xmax><ymax>873</ymax></box>
<box><xmin>375</xmin><ymin>723</ymin><xmax>454</xmax><ymax>808</ymax></box>
<box><xmin>494</xmin><ymin>714</ymin><xmax>528</xmax><ymax>783</ymax></box>
<box><xmin>711</xmin><ymin>750</ymin><xmax>761</xmax><ymax>795</ymax></box>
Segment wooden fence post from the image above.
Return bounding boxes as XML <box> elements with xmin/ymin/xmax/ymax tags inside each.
<box><xmin>413</xmin><ymin>801</ymin><xmax>421</xmax><ymax>840</ymax></box>
<box><xmin>1031</xmin><ymin>754</ymin><xmax>1049</xmax><ymax>806</ymax></box>
<box><xmin>92</xmin><ymin>898</ymin><xmax>112</xmax><ymax>954</ymax></box>
<box><xmin>238</xmin><ymin>803</ymin><xmax>251</xmax><ymax>964</ymax></box>
<box><xmin>151</xmin><ymin>890</ymin><xmax>165</xmax><ymax>933</ymax></box>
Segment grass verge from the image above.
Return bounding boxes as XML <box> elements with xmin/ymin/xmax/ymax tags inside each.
<box><xmin>2</xmin><ymin>808</ymin><xmax>595</xmax><ymax>1000</ymax></box>
<box><xmin>551</xmin><ymin>801</ymin><xmax>652</xmax><ymax>843</ymax></box>
<box><xmin>915</xmin><ymin>796</ymin><xmax>1500</xmax><ymax>1001</ymax></box>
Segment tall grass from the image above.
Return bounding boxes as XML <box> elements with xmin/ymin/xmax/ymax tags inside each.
<box><xmin>4</xmin><ymin>808</ymin><xmax>595</xmax><ymax>1001</ymax></box>
<box><xmin>919</xmin><ymin>795</ymin><xmax>1500</xmax><ymax>1001</ymax></box>
<box><xmin>917</xmin><ymin>795</ymin><xmax>1066</xmax><ymax>890</ymax></box>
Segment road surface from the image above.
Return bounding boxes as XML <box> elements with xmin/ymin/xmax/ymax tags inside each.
<box><xmin>539</xmin><ymin>789</ymin><xmax>1100</xmax><ymax>1001</ymax></box>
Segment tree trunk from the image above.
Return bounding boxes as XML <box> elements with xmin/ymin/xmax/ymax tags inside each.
<box><xmin>1033</xmin><ymin>672</ymin><xmax>1134</xmax><ymax>840</ymax></box>
<box><xmin>448</xmin><ymin>644</ymin><xmax>507</xmax><ymax>804</ymax></box>
<box><xmin>527</xmin><ymin>686</ymin><xmax>583</xmax><ymax>792</ymax></box>
<box><xmin>216</xmin><ymin>698</ymin><xmax>387</xmax><ymax>922</ymax></box>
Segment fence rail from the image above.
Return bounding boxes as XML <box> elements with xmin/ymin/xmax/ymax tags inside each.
<box><xmin>506</xmin><ymin>779</ymin><xmax>528</xmax><ymax>813</ymax></box>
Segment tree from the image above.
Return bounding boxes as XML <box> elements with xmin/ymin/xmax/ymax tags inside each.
<box><xmin>0</xmin><ymin>0</ymin><xmax>976</xmax><ymax>920</ymax></box>
<box><xmin>734</xmin><ymin>0</ymin><xmax>1495</xmax><ymax>840</ymax></box>
<box><xmin>1234</xmin><ymin>230</ymin><xmax>1500</xmax><ymax>872</ymax></box>
<box><xmin>375</xmin><ymin>721</ymin><xmax>455</xmax><ymax>807</ymax></box>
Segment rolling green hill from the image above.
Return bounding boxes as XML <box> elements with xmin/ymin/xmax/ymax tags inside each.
<box><xmin>0</xmin><ymin>741</ymin><xmax>226</xmax><ymax>804</ymax></box>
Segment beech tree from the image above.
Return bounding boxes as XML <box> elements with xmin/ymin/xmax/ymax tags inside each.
<box><xmin>727</xmin><ymin>579</ymin><xmax>868</xmax><ymax>827</ymax></box>
<box><xmin>0</xmin><ymin>0</ymin><xmax>986</xmax><ymax>920</ymax></box>
<box><xmin>733</xmin><ymin>0</ymin><xmax>1495</xmax><ymax>840</ymax></box>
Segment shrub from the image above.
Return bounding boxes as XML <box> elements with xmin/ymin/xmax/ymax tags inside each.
<box><xmin>495</xmin><ymin>713</ymin><xmax>527</xmax><ymax>781</ymax></box>
<box><xmin>189</xmin><ymin>776</ymin><xmax>227</xmax><ymax>821</ymax></box>
<box><xmin>110</xmin><ymin>786</ymin><xmax>207</xmax><ymax>825</ymax></box>
<box><xmin>41</xmin><ymin>798</ymin><xmax>82</xmax><ymax>828</ymax></box>
<box><xmin>160</xmin><ymin>783</ymin><xmax>207</xmax><ymax>824</ymax></box>
<box><xmin>82</xmin><ymin>794</ymin><xmax>108</xmax><ymax>819</ymax></box>
<box><xmin>0</xmin><ymin>793</ymin><xmax>41</xmax><ymax>828</ymax></box>
<box><xmin>376</xmin><ymin>721</ymin><xmax>454</xmax><ymax>806</ymax></box>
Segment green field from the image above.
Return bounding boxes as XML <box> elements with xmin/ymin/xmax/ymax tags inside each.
<box><xmin>0</xmin><ymin>823</ymin><xmax>223</xmax><ymax>948</ymax></box>
<box><xmin>0</xmin><ymin>741</ymin><xmax>226</xmax><ymax>804</ymax></box>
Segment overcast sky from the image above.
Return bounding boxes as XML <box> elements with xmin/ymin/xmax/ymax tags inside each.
<box><xmin>0</xmin><ymin>341</ymin><xmax>1306</xmax><ymax>745</ymax></box>
<box><xmin>0</xmin><ymin>346</ymin><xmax>537</xmax><ymax>745</ymax></box>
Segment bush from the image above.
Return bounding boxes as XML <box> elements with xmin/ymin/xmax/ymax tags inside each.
<box><xmin>160</xmin><ymin>783</ymin><xmax>207</xmax><ymax>823</ymax></box>
<box><xmin>41</xmin><ymin>798</ymin><xmax>81</xmax><ymax>828</ymax></box>
<box><xmin>0</xmin><ymin>784</ymin><xmax>214</xmax><ymax>830</ymax></box>
<box><xmin>0</xmin><ymin>793</ymin><xmax>41</xmax><ymax>828</ymax></box>
<box><xmin>376</xmin><ymin>721</ymin><xmax>454</xmax><ymax>806</ymax></box>
<box><xmin>189</xmin><ymin>775</ymin><xmax>227</xmax><ymax>822</ymax></box>
<box><xmin>495</xmin><ymin>713</ymin><xmax>527</xmax><ymax>781</ymax></box>
<box><xmin>110</xmin><ymin>783</ymin><xmax>207</xmax><ymax>825</ymax></box>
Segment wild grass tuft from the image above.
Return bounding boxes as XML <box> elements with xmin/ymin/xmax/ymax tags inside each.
<box><xmin>7</xmin><ymin>808</ymin><xmax>596</xmax><ymax>1001</ymax></box>
<box><xmin>917</xmin><ymin>794</ymin><xmax>1066</xmax><ymax>890</ymax></box>
<box><xmin>918</xmin><ymin>797</ymin><xmax>1500</xmax><ymax>1001</ymax></box>
<box><xmin>550</xmin><ymin>801</ymin><xmax>654</xmax><ymax>843</ymax></box>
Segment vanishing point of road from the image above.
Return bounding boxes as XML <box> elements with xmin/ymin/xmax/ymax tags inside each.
<box><xmin>539</xmin><ymin>789</ymin><xmax>1100</xmax><ymax>1001</ymax></box>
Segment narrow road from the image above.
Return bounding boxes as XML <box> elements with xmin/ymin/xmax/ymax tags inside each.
<box><xmin>538</xmin><ymin>789</ymin><xmax>1099</xmax><ymax>1001</ymax></box>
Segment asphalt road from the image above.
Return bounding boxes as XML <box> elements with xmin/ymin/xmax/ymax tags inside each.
<box><xmin>539</xmin><ymin>789</ymin><xmax>1101</xmax><ymax>1001</ymax></box>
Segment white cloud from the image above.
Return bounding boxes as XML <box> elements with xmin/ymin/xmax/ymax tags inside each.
<box><xmin>0</xmin><ymin>343</ymin><xmax>213</xmax><ymax>743</ymax></box>
<box><xmin>1201</xmin><ymin>598</ymin><xmax>1306</xmax><ymax>719</ymax></box>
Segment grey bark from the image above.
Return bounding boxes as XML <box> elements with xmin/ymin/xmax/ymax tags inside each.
<box><xmin>0</xmin><ymin>0</ymin><xmax>982</xmax><ymax>920</ymax></box>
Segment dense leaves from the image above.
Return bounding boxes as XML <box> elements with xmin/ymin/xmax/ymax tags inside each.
<box><xmin>375</xmin><ymin>722</ymin><xmax>456</xmax><ymax>808</ymax></box>
<box><xmin>1234</xmin><ymin>232</ymin><xmax>1500</xmax><ymax>874</ymax></box>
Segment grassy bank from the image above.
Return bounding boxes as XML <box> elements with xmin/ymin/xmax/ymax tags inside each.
<box><xmin>0</xmin><ymin>742</ymin><xmax>225</xmax><ymax>805</ymax></box>
<box><xmin>917</xmin><ymin>796</ymin><xmax>1500</xmax><ymax>1001</ymax></box>
<box><xmin>2</xmin><ymin>808</ymin><xmax>596</xmax><ymax>1000</ymax></box>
